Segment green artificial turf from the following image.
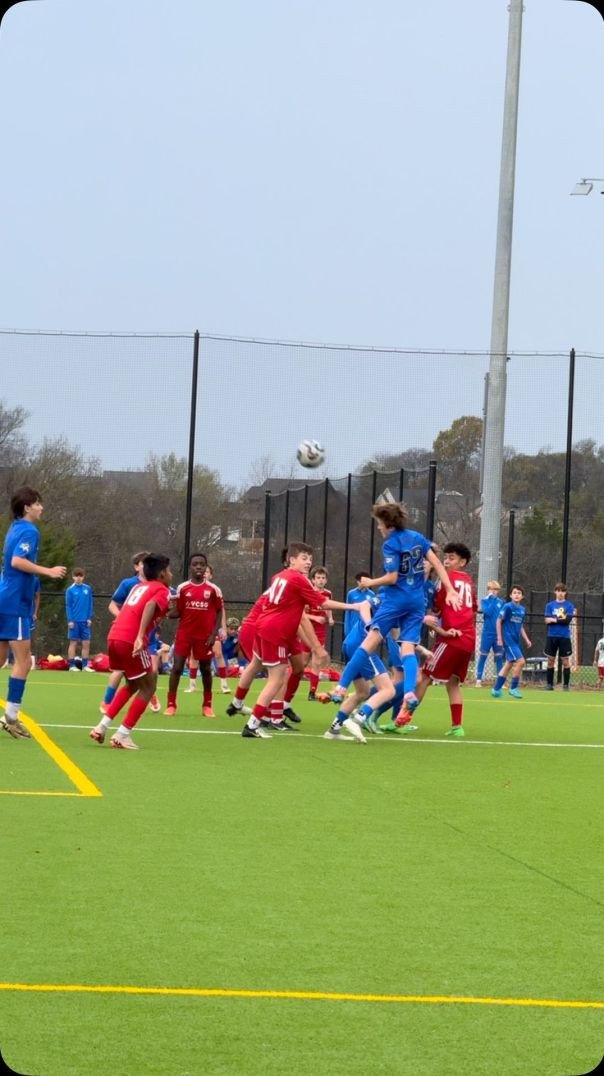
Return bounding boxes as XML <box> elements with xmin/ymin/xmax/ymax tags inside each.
<box><xmin>1</xmin><ymin>670</ymin><xmax>603</xmax><ymax>1075</ymax></box>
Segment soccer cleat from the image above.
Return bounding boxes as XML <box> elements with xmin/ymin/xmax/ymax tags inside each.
<box><xmin>1</xmin><ymin>715</ymin><xmax>32</xmax><ymax>739</ymax></box>
<box><xmin>323</xmin><ymin>725</ymin><xmax>353</xmax><ymax>740</ymax></box>
<box><xmin>342</xmin><ymin>717</ymin><xmax>367</xmax><ymax>743</ymax></box>
<box><xmin>307</xmin><ymin>690</ymin><xmax>316</xmax><ymax>701</ymax></box>
<box><xmin>365</xmin><ymin>715</ymin><xmax>384</xmax><ymax>735</ymax></box>
<box><xmin>403</xmin><ymin>691</ymin><xmax>420</xmax><ymax>713</ymax></box>
<box><xmin>382</xmin><ymin>721</ymin><xmax>416</xmax><ymax>735</ymax></box>
<box><xmin>69</xmin><ymin>666</ymin><xmax>80</xmax><ymax>673</ymax></box>
<box><xmin>163</xmin><ymin>704</ymin><xmax>177</xmax><ymax>717</ymax></box>
<box><xmin>184</xmin><ymin>684</ymin><xmax>197</xmax><ymax>693</ymax></box>
<box><xmin>491</xmin><ymin>689</ymin><xmax>503</xmax><ymax>698</ymax></box>
<box><xmin>110</xmin><ymin>733</ymin><xmax>139</xmax><ymax>750</ymax></box>
<box><xmin>226</xmin><ymin>702</ymin><xmax>252</xmax><ymax>716</ymax></box>
<box><xmin>202</xmin><ymin>705</ymin><xmax>216</xmax><ymax>718</ymax></box>
<box><xmin>316</xmin><ymin>691</ymin><xmax>333</xmax><ymax>704</ymax></box>
<box><xmin>149</xmin><ymin>695</ymin><xmax>161</xmax><ymax>713</ymax></box>
<box><xmin>508</xmin><ymin>688</ymin><xmax>523</xmax><ymax>699</ymax></box>
<box><xmin>89</xmin><ymin>726</ymin><xmax>106</xmax><ymax>744</ymax></box>
<box><xmin>446</xmin><ymin>726</ymin><xmax>465</xmax><ymax>738</ymax></box>
<box><xmin>329</xmin><ymin>688</ymin><xmax>347</xmax><ymax>704</ymax></box>
<box><xmin>283</xmin><ymin>706</ymin><xmax>301</xmax><ymax>724</ymax></box>
<box><xmin>271</xmin><ymin>720</ymin><xmax>296</xmax><ymax>732</ymax></box>
<box><xmin>220</xmin><ymin>682</ymin><xmax>231</xmax><ymax>694</ymax></box>
<box><xmin>83</xmin><ymin>665</ymin><xmax>95</xmax><ymax>673</ymax></box>
<box><xmin>475</xmin><ymin>680</ymin><xmax>482</xmax><ymax>687</ymax></box>
<box><xmin>543</xmin><ymin>684</ymin><xmax>554</xmax><ymax>691</ymax></box>
<box><xmin>242</xmin><ymin>725</ymin><xmax>271</xmax><ymax>739</ymax></box>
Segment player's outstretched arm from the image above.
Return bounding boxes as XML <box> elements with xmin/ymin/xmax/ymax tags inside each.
<box><xmin>11</xmin><ymin>556</ymin><xmax>66</xmax><ymax>580</ymax></box>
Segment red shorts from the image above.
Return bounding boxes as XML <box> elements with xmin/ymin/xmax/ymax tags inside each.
<box><xmin>238</xmin><ymin>621</ymin><xmax>256</xmax><ymax>662</ymax></box>
<box><xmin>253</xmin><ymin>633</ymin><xmax>291</xmax><ymax>667</ymax></box>
<box><xmin>174</xmin><ymin>632</ymin><xmax>212</xmax><ymax>662</ymax></box>
<box><xmin>108</xmin><ymin>639</ymin><xmax>153</xmax><ymax>681</ymax></box>
<box><xmin>598</xmin><ymin>665</ymin><xmax>604</xmax><ymax>680</ymax></box>
<box><xmin>424</xmin><ymin>641</ymin><xmax>471</xmax><ymax>684</ymax></box>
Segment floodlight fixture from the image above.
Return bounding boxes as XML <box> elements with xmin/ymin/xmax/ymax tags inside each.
<box><xmin>570</xmin><ymin>178</ymin><xmax>604</xmax><ymax>196</ymax></box>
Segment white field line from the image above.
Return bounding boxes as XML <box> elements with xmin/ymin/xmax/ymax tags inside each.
<box><xmin>39</xmin><ymin>723</ymin><xmax>604</xmax><ymax>750</ymax></box>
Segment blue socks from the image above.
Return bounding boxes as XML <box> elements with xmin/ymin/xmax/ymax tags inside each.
<box><xmin>7</xmin><ymin>676</ymin><xmax>26</xmax><ymax>704</ymax></box>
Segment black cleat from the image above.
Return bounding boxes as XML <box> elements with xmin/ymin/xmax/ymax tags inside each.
<box><xmin>271</xmin><ymin>720</ymin><xmax>297</xmax><ymax>732</ymax></box>
<box><xmin>242</xmin><ymin>725</ymin><xmax>271</xmax><ymax>739</ymax></box>
<box><xmin>283</xmin><ymin>706</ymin><xmax>301</xmax><ymax>724</ymax></box>
<box><xmin>307</xmin><ymin>690</ymin><xmax>316</xmax><ymax>702</ymax></box>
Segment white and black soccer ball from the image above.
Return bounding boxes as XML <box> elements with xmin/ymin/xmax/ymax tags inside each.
<box><xmin>296</xmin><ymin>439</ymin><xmax>325</xmax><ymax>469</ymax></box>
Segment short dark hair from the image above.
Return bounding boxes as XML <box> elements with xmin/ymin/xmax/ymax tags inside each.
<box><xmin>354</xmin><ymin>571</ymin><xmax>370</xmax><ymax>582</ymax></box>
<box><xmin>10</xmin><ymin>487</ymin><xmax>41</xmax><ymax>519</ymax></box>
<box><xmin>142</xmin><ymin>554</ymin><xmax>170</xmax><ymax>581</ymax></box>
<box><xmin>310</xmin><ymin>566</ymin><xmax>328</xmax><ymax>579</ymax></box>
<box><xmin>554</xmin><ymin>582</ymin><xmax>567</xmax><ymax>593</ymax></box>
<box><xmin>443</xmin><ymin>542</ymin><xmax>472</xmax><ymax>564</ymax></box>
<box><xmin>132</xmin><ymin>551</ymin><xmax>150</xmax><ymax>566</ymax></box>
<box><xmin>510</xmin><ymin>584</ymin><xmax>525</xmax><ymax>596</ymax></box>
<box><xmin>189</xmin><ymin>552</ymin><xmax>208</xmax><ymax>566</ymax></box>
<box><xmin>72</xmin><ymin>568</ymin><xmax>85</xmax><ymax>577</ymax></box>
<box><xmin>285</xmin><ymin>542</ymin><xmax>313</xmax><ymax>562</ymax></box>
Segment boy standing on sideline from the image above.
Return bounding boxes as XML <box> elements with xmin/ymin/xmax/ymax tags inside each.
<box><xmin>89</xmin><ymin>554</ymin><xmax>172</xmax><ymax>750</ymax></box>
<box><xmin>0</xmin><ymin>487</ymin><xmax>67</xmax><ymax>738</ymax></box>
<box><xmin>593</xmin><ymin>633</ymin><xmax>604</xmax><ymax>688</ymax></box>
<box><xmin>65</xmin><ymin>568</ymin><xmax>94</xmax><ymax>671</ymax></box>
<box><xmin>544</xmin><ymin>584</ymin><xmax>575</xmax><ymax>691</ymax></box>
<box><xmin>475</xmin><ymin>580</ymin><xmax>504</xmax><ymax>686</ymax></box>
<box><xmin>491</xmin><ymin>585</ymin><xmax>532</xmax><ymax>700</ymax></box>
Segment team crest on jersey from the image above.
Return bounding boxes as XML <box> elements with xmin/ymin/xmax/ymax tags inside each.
<box><xmin>18</xmin><ymin>542</ymin><xmax>31</xmax><ymax>553</ymax></box>
<box><xmin>204</xmin><ymin>589</ymin><xmax>212</xmax><ymax>599</ymax></box>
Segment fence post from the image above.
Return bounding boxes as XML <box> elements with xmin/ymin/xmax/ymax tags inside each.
<box><xmin>302</xmin><ymin>483</ymin><xmax>309</xmax><ymax>542</ymax></box>
<box><xmin>261</xmin><ymin>490</ymin><xmax>272</xmax><ymax>590</ymax></box>
<box><xmin>342</xmin><ymin>473</ymin><xmax>352</xmax><ymax>599</ymax></box>
<box><xmin>283</xmin><ymin>489</ymin><xmax>290</xmax><ymax>548</ymax></box>
<box><xmin>368</xmin><ymin>470</ymin><xmax>378</xmax><ymax>574</ymax></box>
<box><xmin>183</xmin><ymin>329</ymin><xmax>200</xmax><ymax>573</ymax></box>
<box><xmin>506</xmin><ymin>509</ymin><xmax>515</xmax><ymax>595</ymax></box>
<box><xmin>398</xmin><ymin>467</ymin><xmax>405</xmax><ymax>503</ymax></box>
<box><xmin>561</xmin><ymin>347</ymin><xmax>575</xmax><ymax>583</ymax></box>
<box><xmin>321</xmin><ymin>478</ymin><xmax>329</xmax><ymax>564</ymax></box>
<box><xmin>426</xmin><ymin>460</ymin><xmax>438</xmax><ymax>540</ymax></box>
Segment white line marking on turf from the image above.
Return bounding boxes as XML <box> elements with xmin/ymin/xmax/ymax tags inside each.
<box><xmin>39</xmin><ymin>723</ymin><xmax>604</xmax><ymax>749</ymax></box>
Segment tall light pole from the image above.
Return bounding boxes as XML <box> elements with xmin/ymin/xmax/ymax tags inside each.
<box><xmin>477</xmin><ymin>0</ymin><xmax>524</xmax><ymax>599</ymax></box>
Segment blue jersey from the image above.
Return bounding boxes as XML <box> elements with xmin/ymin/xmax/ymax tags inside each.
<box><xmin>499</xmin><ymin>601</ymin><xmax>526</xmax><ymax>646</ymax></box>
<box><xmin>222</xmin><ymin>634</ymin><xmax>239</xmax><ymax>662</ymax></box>
<box><xmin>344</xmin><ymin>586</ymin><xmax>376</xmax><ymax>636</ymax></box>
<box><xmin>65</xmin><ymin>582</ymin><xmax>94</xmax><ymax>622</ymax></box>
<box><xmin>0</xmin><ymin>518</ymin><xmax>41</xmax><ymax>617</ymax></box>
<box><xmin>481</xmin><ymin>594</ymin><xmax>504</xmax><ymax>633</ymax></box>
<box><xmin>424</xmin><ymin>578</ymin><xmax>437</xmax><ymax>613</ymax></box>
<box><xmin>381</xmin><ymin>529</ymin><xmax>432</xmax><ymax>604</ymax></box>
<box><xmin>112</xmin><ymin>574</ymin><xmax>140</xmax><ymax>606</ymax></box>
<box><xmin>545</xmin><ymin>599</ymin><xmax>574</xmax><ymax>639</ymax></box>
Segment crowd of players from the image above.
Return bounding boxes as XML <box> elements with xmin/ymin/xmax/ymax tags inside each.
<box><xmin>0</xmin><ymin>486</ymin><xmax>580</xmax><ymax>748</ymax></box>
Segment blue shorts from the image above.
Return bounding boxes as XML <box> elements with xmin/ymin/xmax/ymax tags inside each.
<box><xmin>68</xmin><ymin>622</ymin><xmax>91</xmax><ymax>641</ymax></box>
<box><xmin>503</xmin><ymin>641</ymin><xmax>524</xmax><ymax>663</ymax></box>
<box><xmin>370</xmin><ymin>599</ymin><xmax>424</xmax><ymax>644</ymax></box>
<box><xmin>0</xmin><ymin>613</ymin><xmax>32</xmax><ymax>642</ymax></box>
<box><xmin>147</xmin><ymin>630</ymin><xmax>159</xmax><ymax>656</ymax></box>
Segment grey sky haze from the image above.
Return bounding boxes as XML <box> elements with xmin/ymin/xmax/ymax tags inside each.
<box><xmin>0</xmin><ymin>1</ymin><xmax>603</xmax><ymax>485</ymax></box>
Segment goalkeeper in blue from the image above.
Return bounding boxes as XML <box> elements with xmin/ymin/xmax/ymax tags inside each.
<box><xmin>333</xmin><ymin>502</ymin><xmax>460</xmax><ymax>715</ymax></box>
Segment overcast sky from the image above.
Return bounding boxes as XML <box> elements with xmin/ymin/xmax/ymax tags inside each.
<box><xmin>1</xmin><ymin>0</ymin><xmax>603</xmax><ymax>486</ymax></box>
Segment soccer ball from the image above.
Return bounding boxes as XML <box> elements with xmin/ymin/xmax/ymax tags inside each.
<box><xmin>296</xmin><ymin>439</ymin><xmax>325</xmax><ymax>469</ymax></box>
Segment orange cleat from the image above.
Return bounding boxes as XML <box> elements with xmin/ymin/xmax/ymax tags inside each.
<box><xmin>202</xmin><ymin>705</ymin><xmax>216</xmax><ymax>718</ymax></box>
<box><xmin>149</xmin><ymin>695</ymin><xmax>161</xmax><ymax>713</ymax></box>
<box><xmin>163</xmin><ymin>704</ymin><xmax>177</xmax><ymax>717</ymax></box>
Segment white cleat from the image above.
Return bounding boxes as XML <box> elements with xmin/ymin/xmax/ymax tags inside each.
<box><xmin>342</xmin><ymin>717</ymin><xmax>367</xmax><ymax>743</ymax></box>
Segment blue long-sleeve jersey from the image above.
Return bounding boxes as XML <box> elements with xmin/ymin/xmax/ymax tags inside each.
<box><xmin>65</xmin><ymin>581</ymin><xmax>94</xmax><ymax>622</ymax></box>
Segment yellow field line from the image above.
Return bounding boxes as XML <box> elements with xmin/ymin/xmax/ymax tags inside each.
<box><xmin>0</xmin><ymin>698</ymin><xmax>102</xmax><ymax>798</ymax></box>
<box><xmin>0</xmin><ymin>983</ymin><xmax>602</xmax><ymax>1009</ymax></box>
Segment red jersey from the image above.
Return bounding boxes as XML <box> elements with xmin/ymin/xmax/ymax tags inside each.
<box><xmin>175</xmin><ymin>579</ymin><xmax>223</xmax><ymax>638</ymax></box>
<box><xmin>306</xmin><ymin>587</ymin><xmax>332</xmax><ymax>642</ymax></box>
<box><xmin>433</xmin><ymin>570</ymin><xmax>477</xmax><ymax>653</ymax></box>
<box><xmin>108</xmin><ymin>581</ymin><xmax>171</xmax><ymax>646</ymax></box>
<box><xmin>241</xmin><ymin>591</ymin><xmax>268</xmax><ymax>631</ymax></box>
<box><xmin>255</xmin><ymin>569</ymin><xmax>328</xmax><ymax>644</ymax></box>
